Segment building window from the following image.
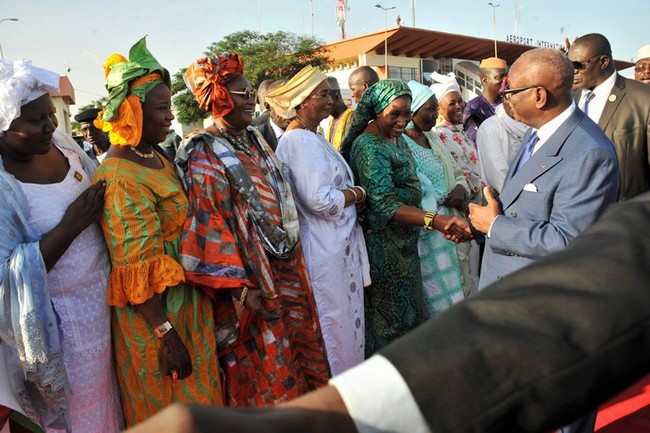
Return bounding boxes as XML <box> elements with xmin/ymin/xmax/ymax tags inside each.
<box><xmin>438</xmin><ymin>58</ymin><xmax>453</xmax><ymax>75</ymax></box>
<box><xmin>388</xmin><ymin>66</ymin><xmax>417</xmax><ymax>82</ymax></box>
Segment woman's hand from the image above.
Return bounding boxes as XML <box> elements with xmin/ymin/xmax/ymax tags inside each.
<box><xmin>233</xmin><ymin>288</ymin><xmax>280</xmax><ymax>321</ymax></box>
<box><xmin>159</xmin><ymin>329</ymin><xmax>193</xmax><ymax>380</ymax></box>
<box><xmin>61</xmin><ymin>180</ymin><xmax>106</xmax><ymax>234</ymax></box>
<box><xmin>39</xmin><ymin>180</ymin><xmax>107</xmax><ymax>270</ymax></box>
<box><xmin>441</xmin><ymin>184</ymin><xmax>467</xmax><ymax>211</ymax></box>
<box><xmin>435</xmin><ymin>215</ymin><xmax>473</xmax><ymax>243</ymax></box>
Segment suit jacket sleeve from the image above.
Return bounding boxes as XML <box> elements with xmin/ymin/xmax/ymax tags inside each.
<box><xmin>380</xmin><ymin>192</ymin><xmax>650</xmax><ymax>433</ymax></box>
<box><xmin>489</xmin><ymin>147</ymin><xmax>619</xmax><ymax>258</ymax></box>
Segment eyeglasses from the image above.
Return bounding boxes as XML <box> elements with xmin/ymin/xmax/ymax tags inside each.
<box><xmin>571</xmin><ymin>54</ymin><xmax>603</xmax><ymax>71</ymax></box>
<box><xmin>230</xmin><ymin>87</ymin><xmax>257</xmax><ymax>100</ymax></box>
<box><xmin>501</xmin><ymin>85</ymin><xmax>541</xmax><ymax>101</ymax></box>
<box><xmin>635</xmin><ymin>61</ymin><xmax>650</xmax><ymax>72</ymax></box>
<box><xmin>310</xmin><ymin>89</ymin><xmax>336</xmax><ymax>99</ymax></box>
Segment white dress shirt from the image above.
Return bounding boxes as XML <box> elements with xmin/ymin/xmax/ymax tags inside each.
<box><xmin>578</xmin><ymin>71</ymin><xmax>617</xmax><ymax>123</ymax></box>
<box><xmin>330</xmin><ymin>355</ymin><xmax>431</xmax><ymax>433</ymax></box>
<box><xmin>270</xmin><ymin>118</ymin><xmax>285</xmax><ymax>140</ymax></box>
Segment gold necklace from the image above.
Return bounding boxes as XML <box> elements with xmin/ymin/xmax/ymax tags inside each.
<box><xmin>129</xmin><ymin>146</ymin><xmax>155</xmax><ymax>159</ymax></box>
<box><xmin>295</xmin><ymin>116</ymin><xmax>316</xmax><ymax>133</ymax></box>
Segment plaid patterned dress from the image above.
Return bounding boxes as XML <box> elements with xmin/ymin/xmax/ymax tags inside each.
<box><xmin>179</xmin><ymin>130</ymin><xmax>330</xmax><ymax>407</ymax></box>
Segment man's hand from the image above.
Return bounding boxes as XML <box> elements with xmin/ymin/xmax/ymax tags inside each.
<box><xmin>436</xmin><ymin>215</ymin><xmax>473</xmax><ymax>243</ymax></box>
<box><xmin>469</xmin><ymin>187</ymin><xmax>502</xmax><ymax>234</ymax></box>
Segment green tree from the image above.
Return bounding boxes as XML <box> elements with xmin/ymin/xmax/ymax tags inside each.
<box><xmin>172</xmin><ymin>30</ymin><xmax>331</xmax><ymax>125</ymax></box>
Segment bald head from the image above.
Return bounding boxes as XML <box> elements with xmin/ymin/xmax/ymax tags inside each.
<box><xmin>507</xmin><ymin>48</ymin><xmax>575</xmax><ymax>128</ymax></box>
<box><xmin>257</xmin><ymin>79</ymin><xmax>274</xmax><ymax>109</ymax></box>
<box><xmin>514</xmin><ymin>48</ymin><xmax>574</xmax><ymax>96</ymax></box>
<box><xmin>573</xmin><ymin>33</ymin><xmax>612</xmax><ymax>58</ymax></box>
<box><xmin>348</xmin><ymin>66</ymin><xmax>379</xmax><ymax>102</ymax></box>
<box><xmin>567</xmin><ymin>33</ymin><xmax>615</xmax><ymax>90</ymax></box>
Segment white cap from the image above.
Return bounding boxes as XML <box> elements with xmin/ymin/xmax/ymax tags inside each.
<box><xmin>636</xmin><ymin>44</ymin><xmax>650</xmax><ymax>62</ymax></box>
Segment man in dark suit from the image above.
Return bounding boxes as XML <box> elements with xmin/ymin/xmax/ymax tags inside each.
<box><xmin>124</xmin><ymin>192</ymin><xmax>650</xmax><ymax>433</ymax></box>
<box><xmin>469</xmin><ymin>48</ymin><xmax>620</xmax><ymax>291</ymax></box>
<box><xmin>568</xmin><ymin>33</ymin><xmax>650</xmax><ymax>200</ymax></box>
<box><xmin>251</xmin><ymin>80</ymin><xmax>290</xmax><ymax>151</ymax></box>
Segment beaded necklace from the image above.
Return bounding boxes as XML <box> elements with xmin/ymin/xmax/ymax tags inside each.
<box><xmin>129</xmin><ymin>146</ymin><xmax>155</xmax><ymax>159</ymax></box>
<box><xmin>219</xmin><ymin>127</ymin><xmax>252</xmax><ymax>155</ymax></box>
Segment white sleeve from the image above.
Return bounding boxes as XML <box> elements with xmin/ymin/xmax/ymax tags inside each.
<box><xmin>329</xmin><ymin>355</ymin><xmax>432</xmax><ymax>433</ymax></box>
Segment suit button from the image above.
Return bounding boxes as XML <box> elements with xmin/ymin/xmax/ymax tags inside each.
<box><xmin>510</xmin><ymin>212</ymin><xmax>517</xmax><ymax>217</ymax></box>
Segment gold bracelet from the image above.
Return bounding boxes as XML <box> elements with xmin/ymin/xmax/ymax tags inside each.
<box><xmin>238</xmin><ymin>286</ymin><xmax>249</xmax><ymax>310</ymax></box>
<box><xmin>423</xmin><ymin>211</ymin><xmax>438</xmax><ymax>231</ymax></box>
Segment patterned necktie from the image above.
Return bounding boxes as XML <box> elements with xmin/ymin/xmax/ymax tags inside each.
<box><xmin>514</xmin><ymin>132</ymin><xmax>539</xmax><ymax>173</ymax></box>
<box><xmin>582</xmin><ymin>91</ymin><xmax>596</xmax><ymax>116</ymax></box>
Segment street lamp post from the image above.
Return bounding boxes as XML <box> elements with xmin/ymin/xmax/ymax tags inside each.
<box><xmin>375</xmin><ymin>4</ymin><xmax>395</xmax><ymax>78</ymax></box>
<box><xmin>0</xmin><ymin>18</ymin><xmax>19</xmax><ymax>60</ymax></box>
<box><xmin>488</xmin><ymin>3</ymin><xmax>499</xmax><ymax>57</ymax></box>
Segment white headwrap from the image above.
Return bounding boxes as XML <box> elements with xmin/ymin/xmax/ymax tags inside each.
<box><xmin>0</xmin><ymin>59</ymin><xmax>60</xmax><ymax>132</ymax></box>
<box><xmin>637</xmin><ymin>44</ymin><xmax>650</xmax><ymax>62</ymax></box>
<box><xmin>430</xmin><ymin>71</ymin><xmax>461</xmax><ymax>102</ymax></box>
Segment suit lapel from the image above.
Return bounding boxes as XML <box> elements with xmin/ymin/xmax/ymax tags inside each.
<box><xmin>598</xmin><ymin>74</ymin><xmax>625</xmax><ymax>131</ymax></box>
<box><xmin>499</xmin><ymin>109</ymin><xmax>584</xmax><ymax>210</ymax></box>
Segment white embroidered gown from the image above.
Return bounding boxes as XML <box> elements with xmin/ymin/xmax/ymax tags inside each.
<box><xmin>18</xmin><ymin>146</ymin><xmax>122</xmax><ymax>432</ymax></box>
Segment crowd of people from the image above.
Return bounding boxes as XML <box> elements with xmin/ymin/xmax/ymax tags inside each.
<box><xmin>0</xmin><ymin>32</ymin><xmax>648</xmax><ymax>433</ymax></box>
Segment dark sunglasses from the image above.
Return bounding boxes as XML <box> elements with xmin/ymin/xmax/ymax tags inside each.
<box><xmin>571</xmin><ymin>54</ymin><xmax>603</xmax><ymax>71</ymax></box>
<box><xmin>230</xmin><ymin>87</ymin><xmax>258</xmax><ymax>100</ymax></box>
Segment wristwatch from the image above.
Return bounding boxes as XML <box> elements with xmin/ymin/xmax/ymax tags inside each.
<box><xmin>154</xmin><ymin>320</ymin><xmax>173</xmax><ymax>338</ymax></box>
<box><xmin>423</xmin><ymin>211</ymin><xmax>438</xmax><ymax>231</ymax></box>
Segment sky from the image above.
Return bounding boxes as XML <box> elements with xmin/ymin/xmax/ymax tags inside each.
<box><xmin>1</xmin><ymin>0</ymin><xmax>647</xmax><ymax>114</ymax></box>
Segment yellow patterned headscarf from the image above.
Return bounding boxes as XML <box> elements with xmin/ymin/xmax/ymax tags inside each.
<box><xmin>265</xmin><ymin>65</ymin><xmax>328</xmax><ymax>119</ymax></box>
<box><xmin>94</xmin><ymin>37</ymin><xmax>170</xmax><ymax>146</ymax></box>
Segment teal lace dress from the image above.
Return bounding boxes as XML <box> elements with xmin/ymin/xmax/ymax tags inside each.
<box><xmin>404</xmin><ymin>135</ymin><xmax>466</xmax><ymax>317</ymax></box>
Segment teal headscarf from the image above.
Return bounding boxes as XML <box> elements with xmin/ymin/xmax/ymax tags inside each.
<box><xmin>407</xmin><ymin>80</ymin><xmax>435</xmax><ymax>114</ymax></box>
<box><xmin>406</xmin><ymin>80</ymin><xmax>437</xmax><ymax>130</ymax></box>
<box><xmin>341</xmin><ymin>79</ymin><xmax>411</xmax><ymax>161</ymax></box>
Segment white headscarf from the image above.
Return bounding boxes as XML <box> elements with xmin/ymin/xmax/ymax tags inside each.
<box><xmin>637</xmin><ymin>44</ymin><xmax>650</xmax><ymax>62</ymax></box>
<box><xmin>0</xmin><ymin>59</ymin><xmax>60</xmax><ymax>132</ymax></box>
<box><xmin>430</xmin><ymin>71</ymin><xmax>461</xmax><ymax>102</ymax></box>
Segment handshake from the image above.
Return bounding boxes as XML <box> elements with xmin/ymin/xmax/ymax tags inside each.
<box><xmin>434</xmin><ymin>214</ymin><xmax>473</xmax><ymax>243</ymax></box>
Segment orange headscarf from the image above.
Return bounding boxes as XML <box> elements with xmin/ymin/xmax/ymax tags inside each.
<box><xmin>184</xmin><ymin>53</ymin><xmax>244</xmax><ymax>119</ymax></box>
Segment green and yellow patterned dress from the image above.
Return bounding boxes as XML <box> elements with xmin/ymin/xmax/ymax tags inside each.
<box><xmin>94</xmin><ymin>154</ymin><xmax>223</xmax><ymax>426</ymax></box>
<box><xmin>350</xmin><ymin>133</ymin><xmax>428</xmax><ymax>357</ymax></box>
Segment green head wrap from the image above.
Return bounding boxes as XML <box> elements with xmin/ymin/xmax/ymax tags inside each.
<box><xmin>100</xmin><ymin>36</ymin><xmax>171</xmax><ymax>122</ymax></box>
<box><xmin>341</xmin><ymin>79</ymin><xmax>411</xmax><ymax>161</ymax></box>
